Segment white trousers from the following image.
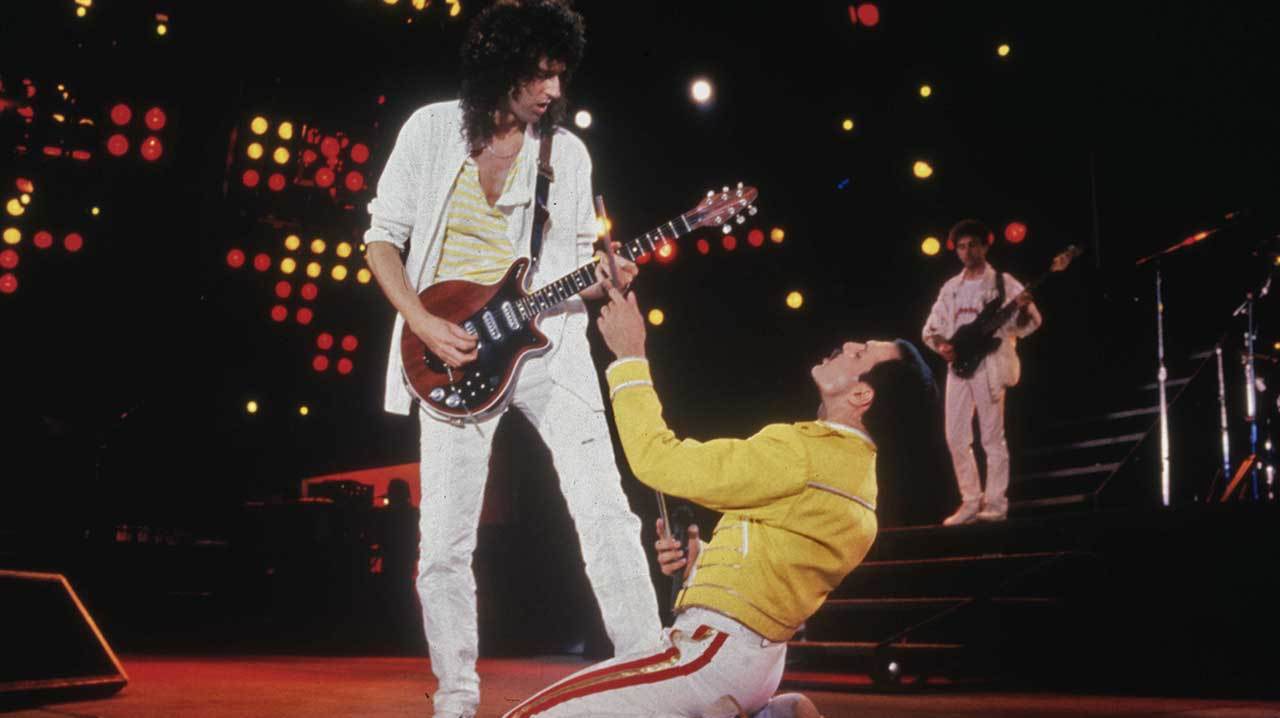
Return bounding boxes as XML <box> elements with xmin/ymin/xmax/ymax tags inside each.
<box><xmin>944</xmin><ymin>364</ymin><xmax>1009</xmax><ymax>511</ymax></box>
<box><xmin>502</xmin><ymin>608</ymin><xmax>792</xmax><ymax>718</ymax></box>
<box><xmin>417</xmin><ymin>356</ymin><xmax>663</xmax><ymax>717</ymax></box>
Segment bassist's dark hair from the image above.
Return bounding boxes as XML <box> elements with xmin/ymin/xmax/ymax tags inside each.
<box><xmin>947</xmin><ymin>219</ymin><xmax>994</xmax><ymax>248</ymax></box>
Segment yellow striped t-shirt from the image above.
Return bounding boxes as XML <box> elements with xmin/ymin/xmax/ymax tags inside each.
<box><xmin>433</xmin><ymin>155</ymin><xmax>521</xmax><ymax>284</ymax></box>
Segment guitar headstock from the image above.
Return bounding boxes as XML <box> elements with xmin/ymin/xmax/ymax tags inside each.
<box><xmin>684</xmin><ymin>182</ymin><xmax>759</xmax><ymax>234</ymax></box>
<box><xmin>1051</xmin><ymin>245</ymin><xmax>1083</xmax><ymax>272</ymax></box>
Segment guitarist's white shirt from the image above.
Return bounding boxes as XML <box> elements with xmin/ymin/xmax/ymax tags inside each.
<box><xmin>364</xmin><ymin>100</ymin><xmax>603</xmax><ymax>416</ymax></box>
<box><xmin>922</xmin><ymin>264</ymin><xmax>1042</xmax><ymax>398</ymax></box>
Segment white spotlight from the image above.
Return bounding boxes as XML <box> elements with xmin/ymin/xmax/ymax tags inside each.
<box><xmin>574</xmin><ymin>110</ymin><xmax>592</xmax><ymax>129</ymax></box>
<box><xmin>690</xmin><ymin>78</ymin><xmax>713</xmax><ymax>104</ymax></box>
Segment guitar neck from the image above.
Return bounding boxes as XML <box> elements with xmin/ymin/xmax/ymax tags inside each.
<box><xmin>520</xmin><ymin>213</ymin><xmax>696</xmax><ymax>315</ymax></box>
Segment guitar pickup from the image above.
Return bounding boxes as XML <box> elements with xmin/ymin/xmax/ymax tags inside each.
<box><xmin>481</xmin><ymin>311</ymin><xmax>503</xmax><ymax>342</ymax></box>
<box><xmin>500</xmin><ymin>302</ymin><xmax>520</xmax><ymax>331</ymax></box>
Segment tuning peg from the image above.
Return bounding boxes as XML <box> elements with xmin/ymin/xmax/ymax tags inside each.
<box><xmin>722</xmin><ymin>224</ymin><xmax>732</xmax><ymax>234</ymax></box>
<box><xmin>735</xmin><ymin>215</ymin><xmax>746</xmax><ymax>224</ymax></box>
<box><xmin>706</xmin><ymin>190</ymin><xmax>715</xmax><ymax>198</ymax></box>
<box><xmin>737</xmin><ymin>181</ymin><xmax>744</xmax><ymax>189</ymax></box>
<box><xmin>721</xmin><ymin>186</ymin><xmax>729</xmax><ymax>193</ymax></box>
<box><xmin>714</xmin><ymin>215</ymin><xmax>723</xmax><ymax>224</ymax></box>
<box><xmin>747</xmin><ymin>206</ymin><xmax>758</xmax><ymax>216</ymax></box>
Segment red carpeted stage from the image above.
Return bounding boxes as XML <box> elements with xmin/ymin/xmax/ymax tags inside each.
<box><xmin>4</xmin><ymin>654</ymin><xmax>1279</xmax><ymax>718</ymax></box>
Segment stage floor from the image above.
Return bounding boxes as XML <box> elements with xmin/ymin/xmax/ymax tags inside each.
<box><xmin>8</xmin><ymin>655</ymin><xmax>1280</xmax><ymax>718</ymax></box>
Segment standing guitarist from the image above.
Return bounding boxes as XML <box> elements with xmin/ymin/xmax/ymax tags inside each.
<box><xmin>363</xmin><ymin>2</ymin><xmax>660</xmax><ymax>716</ymax></box>
<box><xmin>922</xmin><ymin>219</ymin><xmax>1041</xmax><ymax>526</ymax></box>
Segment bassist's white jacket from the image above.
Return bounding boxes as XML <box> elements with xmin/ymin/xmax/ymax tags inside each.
<box><xmin>364</xmin><ymin>100</ymin><xmax>601</xmax><ymax>416</ymax></box>
<box><xmin>922</xmin><ymin>264</ymin><xmax>1042</xmax><ymax>398</ymax></box>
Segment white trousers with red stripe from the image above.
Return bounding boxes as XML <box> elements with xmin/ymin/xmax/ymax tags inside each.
<box><xmin>503</xmin><ymin>608</ymin><xmax>793</xmax><ymax>718</ymax></box>
<box><xmin>418</xmin><ymin>356</ymin><xmax>662</xmax><ymax>717</ymax></box>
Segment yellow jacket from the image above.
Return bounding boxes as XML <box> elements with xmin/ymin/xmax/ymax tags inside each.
<box><xmin>606</xmin><ymin>358</ymin><xmax>879</xmax><ymax>642</ymax></box>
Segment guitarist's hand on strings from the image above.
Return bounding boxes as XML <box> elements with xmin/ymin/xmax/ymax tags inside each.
<box><xmin>409</xmin><ymin>314</ymin><xmax>478</xmax><ymax>368</ymax></box>
<box><xmin>654</xmin><ymin>518</ymin><xmax>700</xmax><ymax>579</ymax></box>
<box><xmin>936</xmin><ymin>340</ymin><xmax>957</xmax><ymax>363</ymax></box>
<box><xmin>582</xmin><ymin>242</ymin><xmax>638</xmax><ymax>301</ymax></box>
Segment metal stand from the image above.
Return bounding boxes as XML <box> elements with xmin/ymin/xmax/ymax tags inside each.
<box><xmin>1155</xmin><ymin>267</ymin><xmax>1172</xmax><ymax>507</ymax></box>
<box><xmin>1233</xmin><ymin>274</ymin><xmax>1271</xmax><ymax>500</ymax></box>
<box><xmin>1215</xmin><ymin>344</ymin><xmax>1231</xmax><ymax>484</ymax></box>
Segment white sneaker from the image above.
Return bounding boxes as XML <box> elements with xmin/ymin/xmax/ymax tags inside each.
<box><xmin>943</xmin><ymin>502</ymin><xmax>980</xmax><ymax>526</ymax></box>
<box><xmin>976</xmin><ymin>504</ymin><xmax>1007</xmax><ymax>522</ymax></box>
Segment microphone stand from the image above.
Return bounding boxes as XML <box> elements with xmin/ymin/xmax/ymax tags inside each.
<box><xmin>1232</xmin><ymin>273</ymin><xmax>1271</xmax><ymax>500</ymax></box>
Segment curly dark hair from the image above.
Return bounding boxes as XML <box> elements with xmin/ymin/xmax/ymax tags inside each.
<box><xmin>459</xmin><ymin>0</ymin><xmax>586</xmax><ymax>152</ymax></box>
<box><xmin>947</xmin><ymin>218</ymin><xmax>994</xmax><ymax>249</ymax></box>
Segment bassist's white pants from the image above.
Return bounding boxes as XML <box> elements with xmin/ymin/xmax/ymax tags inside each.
<box><xmin>944</xmin><ymin>363</ymin><xmax>1009</xmax><ymax>511</ymax></box>
<box><xmin>417</xmin><ymin>355</ymin><xmax>662</xmax><ymax>717</ymax></box>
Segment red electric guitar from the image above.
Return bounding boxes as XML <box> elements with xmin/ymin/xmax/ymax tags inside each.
<box><xmin>403</xmin><ymin>183</ymin><xmax>759</xmax><ymax>420</ymax></box>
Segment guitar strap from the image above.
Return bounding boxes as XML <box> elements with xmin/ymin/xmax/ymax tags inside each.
<box><xmin>530</xmin><ymin>130</ymin><xmax>555</xmax><ymax>267</ymax></box>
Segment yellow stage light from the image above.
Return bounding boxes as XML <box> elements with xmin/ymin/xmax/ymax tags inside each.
<box><xmin>306</xmin><ymin>262</ymin><xmax>322</xmax><ymax>278</ymax></box>
<box><xmin>281</xmin><ymin>257</ymin><xmax>298</xmax><ymax>274</ymax></box>
<box><xmin>250</xmin><ymin>117</ymin><xmax>269</xmax><ymax>135</ymax></box>
<box><xmin>913</xmin><ymin>160</ymin><xmax>934</xmax><ymax>179</ymax></box>
<box><xmin>299</xmin><ymin>405</ymin><xmax>310</xmax><ymax>416</ymax></box>
<box><xmin>336</xmin><ymin>242</ymin><xmax>353</xmax><ymax>258</ymax></box>
<box><xmin>310</xmin><ymin>238</ymin><xmax>326</xmax><ymax>254</ymax></box>
<box><xmin>76</xmin><ymin>6</ymin><xmax>87</xmax><ymax>17</ymax></box>
<box><xmin>648</xmin><ymin>309</ymin><xmax>665</xmax><ymax>326</ymax></box>
<box><xmin>357</xmin><ymin>268</ymin><xmax>373</xmax><ymax>284</ymax></box>
<box><xmin>285</xmin><ymin>234</ymin><xmax>301</xmax><ymax>251</ymax></box>
<box><xmin>20</xmin><ymin>194</ymin><xmax>31</xmax><ymax>206</ymax></box>
<box><xmin>449</xmin><ymin>2</ymin><xmax>461</xmax><ymax>17</ymax></box>
<box><xmin>998</xmin><ymin>43</ymin><xmax>1011</xmax><ymax>58</ymax></box>
<box><xmin>273</xmin><ymin>147</ymin><xmax>290</xmax><ymax>165</ymax></box>
<box><xmin>5</xmin><ymin>199</ymin><xmax>23</xmax><ymax>217</ymax></box>
<box><xmin>332</xmin><ymin>265</ymin><xmax>349</xmax><ymax>281</ymax></box>
<box><xmin>920</xmin><ymin>84</ymin><xmax>933</xmax><ymax>98</ymax></box>
<box><xmin>156</xmin><ymin>23</ymin><xmax>167</xmax><ymax>36</ymax></box>
<box><xmin>278</xmin><ymin>122</ymin><xmax>294</xmax><ymax>141</ymax></box>
<box><xmin>922</xmin><ymin>236</ymin><xmax>941</xmax><ymax>256</ymax></box>
<box><xmin>3</xmin><ymin>228</ymin><xmax>20</xmax><ymax>245</ymax></box>
<box><xmin>247</xmin><ymin>142</ymin><xmax>264</xmax><ymax>160</ymax></box>
<box><xmin>786</xmin><ymin>291</ymin><xmax>804</xmax><ymax>310</ymax></box>
<box><xmin>246</xmin><ymin>400</ymin><xmax>259</xmax><ymax>414</ymax></box>
<box><xmin>770</xmin><ymin>227</ymin><xmax>785</xmax><ymax>244</ymax></box>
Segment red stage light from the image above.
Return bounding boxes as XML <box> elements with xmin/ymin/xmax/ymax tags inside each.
<box><xmin>317</xmin><ymin>332</ymin><xmax>334</xmax><ymax>350</ymax></box>
<box><xmin>0</xmin><ymin>273</ymin><xmax>16</xmax><ymax>294</ymax></box>
<box><xmin>341</xmin><ymin>335</ymin><xmax>358</xmax><ymax>352</ymax></box>
<box><xmin>107</xmin><ymin>134</ymin><xmax>129</xmax><ymax>157</ymax></box>
<box><xmin>302</xmin><ymin>149</ymin><xmax>318</xmax><ymax>166</ymax></box>
<box><xmin>226</xmin><ymin>248</ymin><xmax>246</xmax><ymax>268</ymax></box>
<box><xmin>297</xmin><ymin>307</ymin><xmax>314</xmax><ymax>325</ymax></box>
<box><xmin>34</xmin><ymin>231</ymin><xmax>53</xmax><ymax>249</ymax></box>
<box><xmin>337</xmin><ymin>358</ymin><xmax>354</xmax><ymax>375</ymax></box>
<box><xmin>857</xmin><ymin>3</ymin><xmax>880</xmax><ymax>26</ymax></box>
<box><xmin>64</xmin><ymin>233</ymin><xmax>84</xmax><ymax>252</ymax></box>
<box><xmin>696</xmin><ymin>239</ymin><xmax>710</xmax><ymax>255</ymax></box>
<box><xmin>275</xmin><ymin>280</ymin><xmax>292</xmax><ymax>299</ymax></box>
<box><xmin>253</xmin><ymin>253</ymin><xmax>271</xmax><ymax>272</ymax></box>
<box><xmin>350</xmin><ymin>143</ymin><xmax>370</xmax><ymax>164</ymax></box>
<box><xmin>71</xmin><ymin>150</ymin><xmax>92</xmax><ymax>161</ymax></box>
<box><xmin>242</xmin><ymin>169</ymin><xmax>260</xmax><ymax>188</ymax></box>
<box><xmin>315</xmin><ymin>168</ymin><xmax>335</xmax><ymax>188</ymax></box>
<box><xmin>144</xmin><ymin>107</ymin><xmax>167</xmax><ymax>131</ymax></box>
<box><xmin>43</xmin><ymin>146</ymin><xmax>63</xmax><ymax>157</ymax></box>
<box><xmin>344</xmin><ymin>171</ymin><xmax>365</xmax><ymax>192</ymax></box>
<box><xmin>635</xmin><ymin>252</ymin><xmax>651</xmax><ymax>265</ymax></box>
<box><xmin>313</xmin><ymin>355</ymin><xmax>330</xmax><ymax>372</ymax></box>
<box><xmin>1004</xmin><ymin>221</ymin><xmax>1028</xmax><ymax>244</ymax></box>
<box><xmin>16</xmin><ymin>179</ymin><xmax>34</xmax><ymax>193</ymax></box>
<box><xmin>0</xmin><ymin>249</ymin><xmax>18</xmax><ymax>270</ymax></box>
<box><xmin>268</xmin><ymin>173</ymin><xmax>286</xmax><ymax>192</ymax></box>
<box><xmin>722</xmin><ymin>234</ymin><xmax>737</xmax><ymax>251</ymax></box>
<box><xmin>270</xmin><ymin>305</ymin><xmax>288</xmax><ymax>322</ymax></box>
<box><xmin>110</xmin><ymin>104</ymin><xmax>132</xmax><ymax>126</ymax></box>
<box><xmin>301</xmin><ymin>282</ymin><xmax>318</xmax><ymax>301</ymax></box>
<box><xmin>747</xmin><ymin>229</ymin><xmax>765</xmax><ymax>247</ymax></box>
<box><xmin>140</xmin><ymin>136</ymin><xmax>163</xmax><ymax>162</ymax></box>
<box><xmin>320</xmin><ymin>137</ymin><xmax>340</xmax><ymax>159</ymax></box>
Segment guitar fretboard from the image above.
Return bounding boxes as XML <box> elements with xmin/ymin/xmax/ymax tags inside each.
<box><xmin>515</xmin><ymin>214</ymin><xmax>695</xmax><ymax>318</ymax></box>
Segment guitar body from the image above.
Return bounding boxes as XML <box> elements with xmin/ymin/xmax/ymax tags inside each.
<box><xmin>401</xmin><ymin>258</ymin><xmax>550</xmax><ymax>420</ymax></box>
<box><xmin>948</xmin><ymin>298</ymin><xmax>1005</xmax><ymax>379</ymax></box>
